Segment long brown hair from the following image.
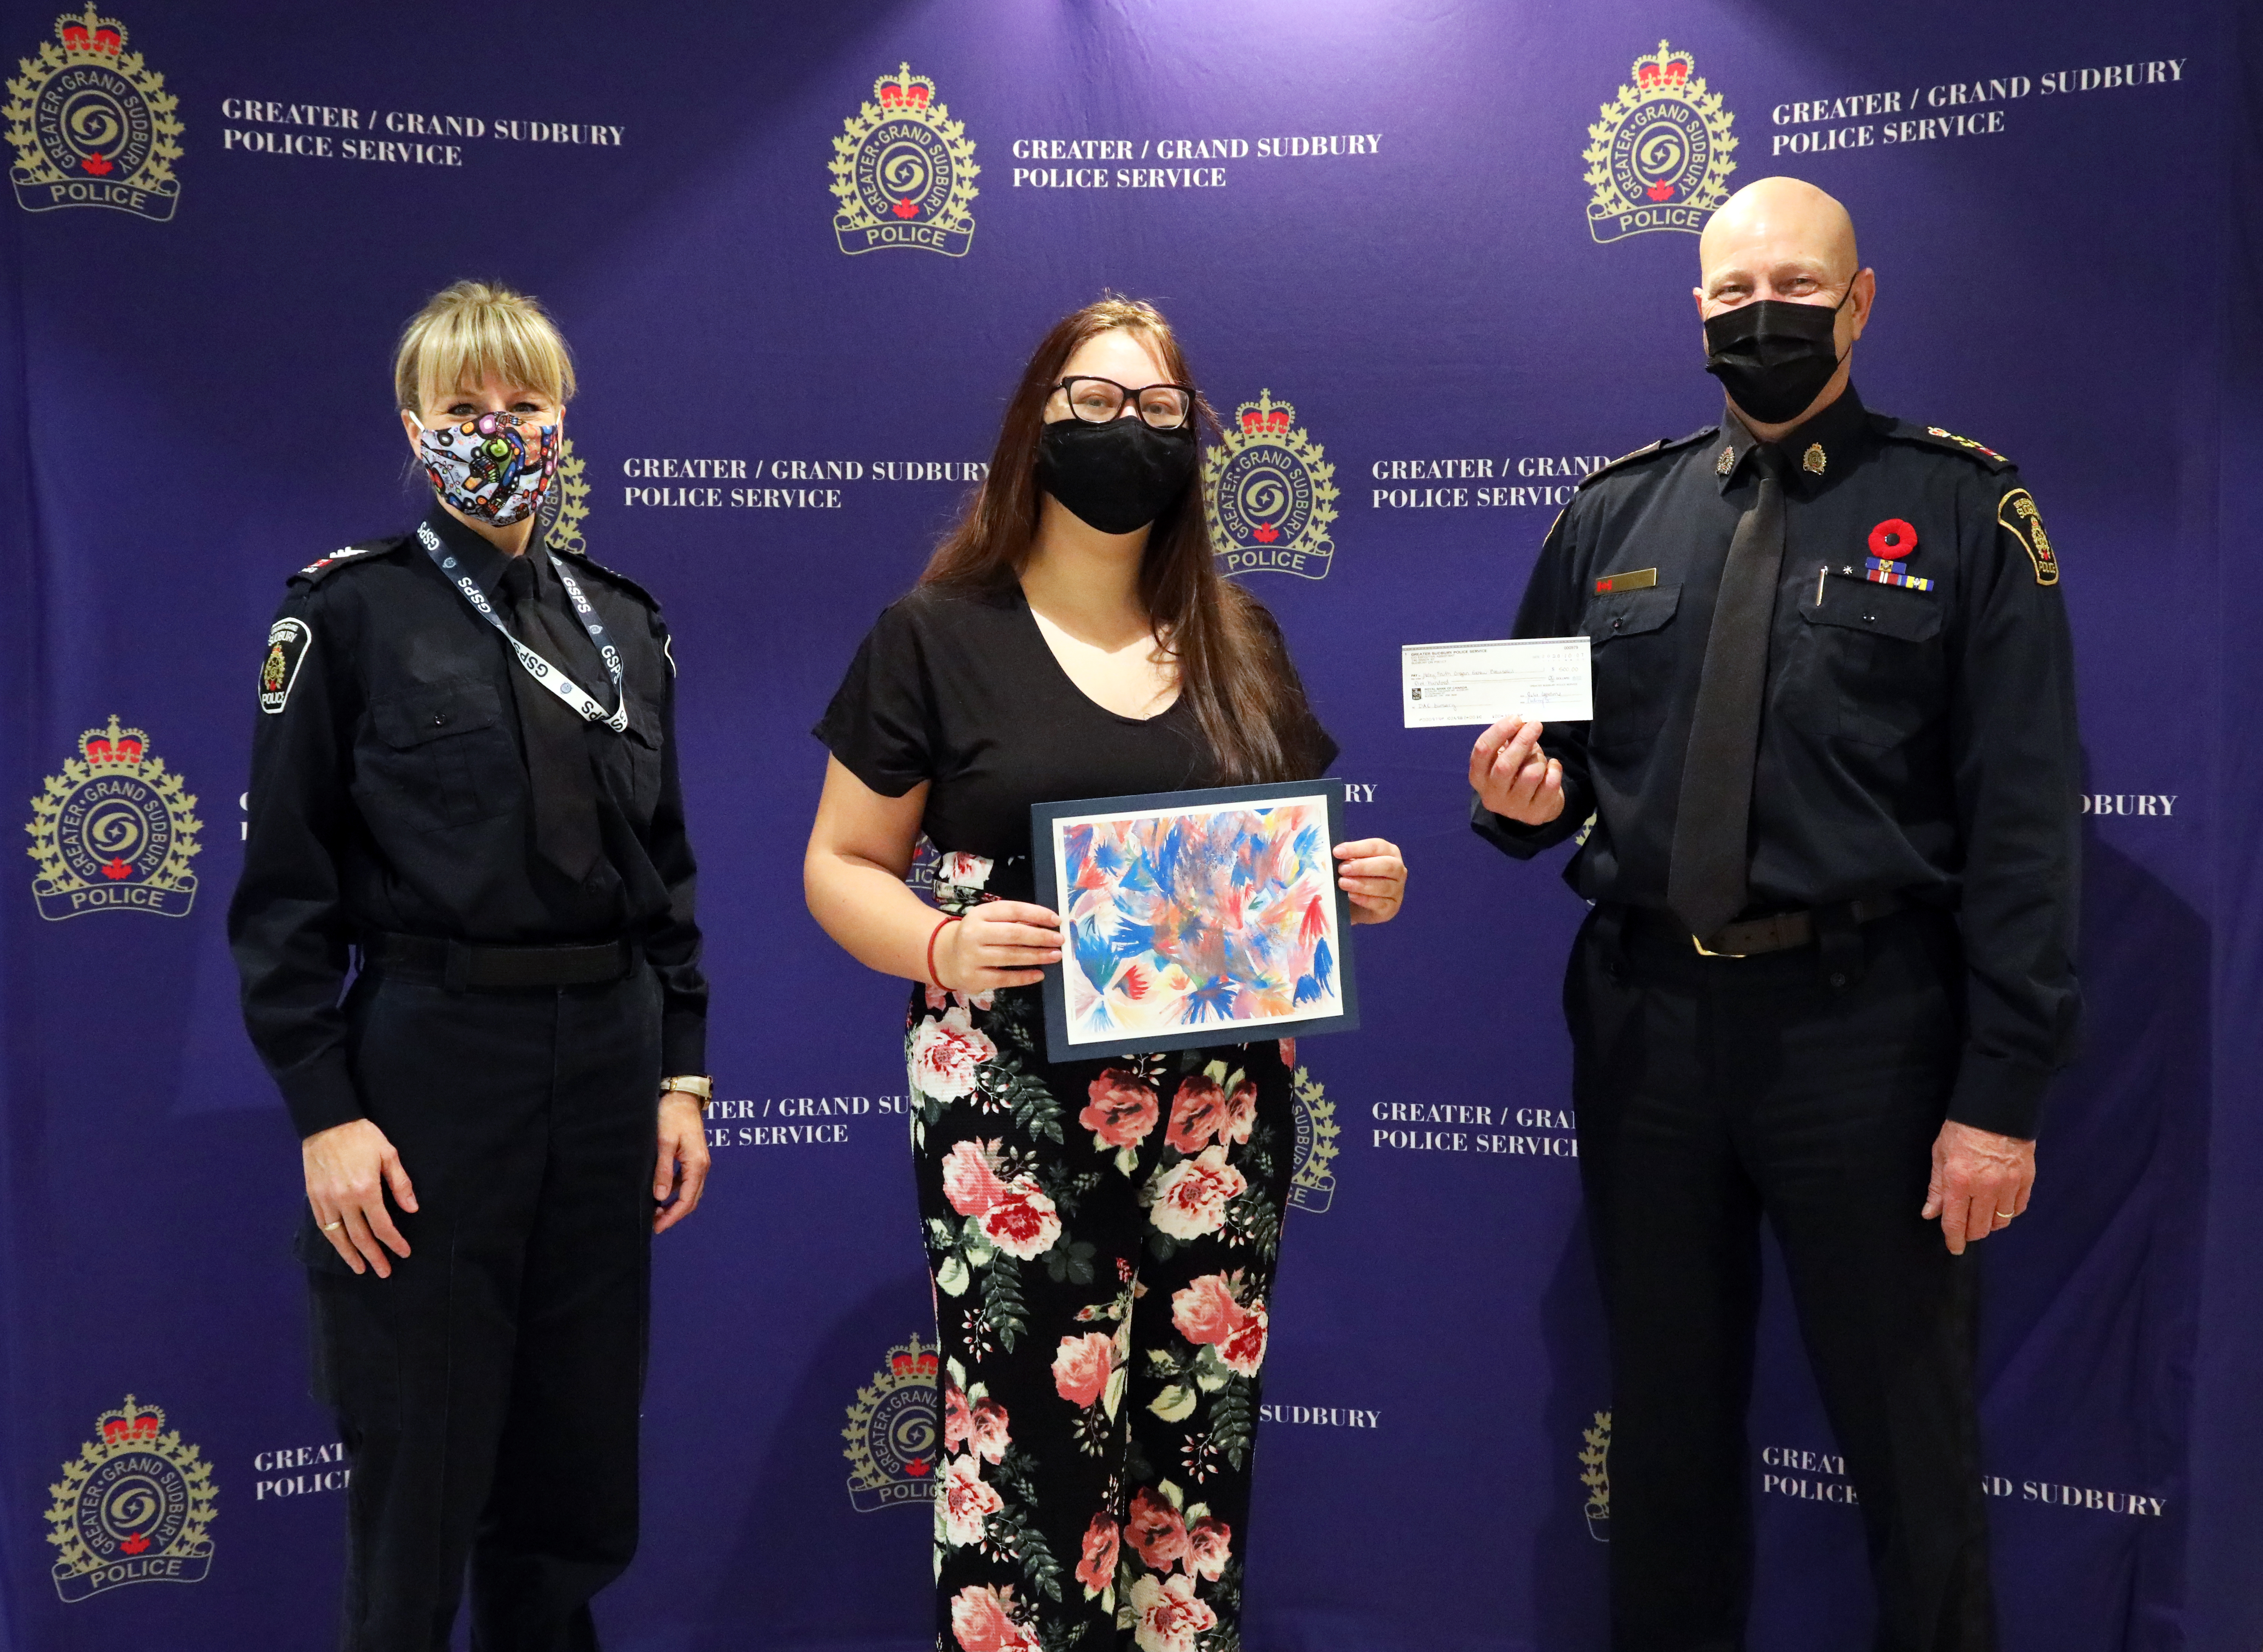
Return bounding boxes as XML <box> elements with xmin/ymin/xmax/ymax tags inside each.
<box><xmin>919</xmin><ymin>297</ymin><xmax>1323</xmax><ymax>784</ymax></box>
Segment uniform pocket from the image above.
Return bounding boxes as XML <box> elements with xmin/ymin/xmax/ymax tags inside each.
<box><xmin>1786</xmin><ymin>578</ymin><xmax>1943</xmax><ymax>748</ymax></box>
<box><xmin>624</xmin><ymin>699</ymin><xmax>664</xmax><ymax>820</ymax></box>
<box><xmin>1581</xmin><ymin>584</ymin><xmax>1682</xmax><ymax>751</ymax></box>
<box><xmin>361</xmin><ymin>680</ymin><xmax>514</xmax><ymax>830</ymax></box>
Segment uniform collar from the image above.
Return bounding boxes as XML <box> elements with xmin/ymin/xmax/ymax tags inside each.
<box><xmin>420</xmin><ymin>502</ymin><xmax>549</xmax><ymax>599</ymax></box>
<box><xmin>1711</xmin><ymin>384</ymin><xmax>1870</xmax><ymax>495</ymax></box>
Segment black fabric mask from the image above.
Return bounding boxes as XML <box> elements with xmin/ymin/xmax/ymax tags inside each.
<box><xmin>1036</xmin><ymin>416</ymin><xmax>1197</xmax><ymax>535</ymax></box>
<box><xmin>1703</xmin><ymin>290</ymin><xmax>1852</xmax><ymax>425</ymax></box>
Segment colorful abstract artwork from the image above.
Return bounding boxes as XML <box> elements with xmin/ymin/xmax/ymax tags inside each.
<box><xmin>1036</xmin><ymin>784</ymin><xmax>1353</xmax><ymax>1058</ymax></box>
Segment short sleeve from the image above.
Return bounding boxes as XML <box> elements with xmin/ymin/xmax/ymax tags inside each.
<box><xmin>813</xmin><ymin>600</ymin><xmax>935</xmax><ymax>797</ymax></box>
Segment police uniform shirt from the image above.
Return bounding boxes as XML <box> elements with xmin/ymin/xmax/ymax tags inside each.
<box><xmin>1474</xmin><ymin>387</ymin><xmax>2080</xmax><ymax>1139</ymax></box>
<box><xmin>229</xmin><ymin>505</ymin><xmax>707</xmax><ymax>1139</ymax></box>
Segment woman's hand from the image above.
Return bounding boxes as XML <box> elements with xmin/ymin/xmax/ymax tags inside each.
<box><xmin>937</xmin><ymin>901</ymin><xmax>1062</xmax><ymax>992</ymax></box>
<box><xmin>303</xmin><ymin>1118</ymin><xmax>418</xmax><ymax>1278</ymax></box>
<box><xmin>1336</xmin><ymin>838</ymin><xmax>1407</xmax><ymax>924</ymax></box>
<box><xmin>1471</xmin><ymin>717</ymin><xmax>1564</xmax><ymax>826</ymax></box>
<box><xmin>653</xmin><ymin>1092</ymin><xmax>712</xmax><ymax>1234</ymax></box>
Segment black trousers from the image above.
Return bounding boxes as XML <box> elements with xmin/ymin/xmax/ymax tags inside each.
<box><xmin>299</xmin><ymin>961</ymin><xmax>661</xmax><ymax>1652</ymax></box>
<box><xmin>1567</xmin><ymin>905</ymin><xmax>1994</xmax><ymax>1652</ymax></box>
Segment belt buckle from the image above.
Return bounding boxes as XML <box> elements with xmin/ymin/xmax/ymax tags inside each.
<box><xmin>1691</xmin><ymin>931</ymin><xmax>1748</xmax><ymax>959</ymax></box>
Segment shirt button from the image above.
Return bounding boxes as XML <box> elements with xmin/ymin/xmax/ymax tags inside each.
<box><xmin>431</xmin><ymin>712</ymin><xmax>448</xmax><ymax>726</ymax></box>
<box><xmin>1612</xmin><ymin>617</ymin><xmax>1623</xmax><ymax>631</ymax></box>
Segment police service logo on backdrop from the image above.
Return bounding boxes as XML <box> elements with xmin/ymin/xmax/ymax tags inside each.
<box><xmin>6</xmin><ymin>7</ymin><xmax>183</xmax><ymax>221</ymax></box>
<box><xmin>842</xmin><ymin>1335</ymin><xmax>940</xmax><ymax>1512</ymax></box>
<box><xmin>538</xmin><ymin>435</ymin><xmax>592</xmax><ymax>556</ymax></box>
<box><xmin>27</xmin><ymin>716</ymin><xmax>201</xmax><ymax>919</ymax></box>
<box><xmin>1204</xmin><ymin>390</ymin><xmax>1340</xmax><ymax>581</ymax></box>
<box><xmin>45</xmin><ymin>1396</ymin><xmax>217</xmax><ymax>1601</ymax></box>
<box><xmin>1579</xmin><ymin>1410</ymin><xmax>1612</xmax><ymax>1542</ymax></box>
<box><xmin>1582</xmin><ymin>41</ymin><xmax>1735</xmax><ymax>242</ymax></box>
<box><xmin>830</xmin><ymin>64</ymin><xmax>978</xmax><ymax>257</ymax></box>
<box><xmin>1287</xmin><ymin>1065</ymin><xmax>1340</xmax><ymax>1214</ymax></box>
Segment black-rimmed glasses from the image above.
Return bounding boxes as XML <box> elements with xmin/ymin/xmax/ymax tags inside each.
<box><xmin>1052</xmin><ymin>376</ymin><xmax>1196</xmax><ymax>430</ymax></box>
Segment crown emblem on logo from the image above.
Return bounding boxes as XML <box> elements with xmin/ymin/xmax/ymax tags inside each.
<box><xmin>1287</xmin><ymin>1065</ymin><xmax>1340</xmax><ymax>1214</ymax></box>
<box><xmin>843</xmin><ymin>1335</ymin><xmax>942</xmax><ymax>1512</ymax></box>
<box><xmin>46</xmin><ymin>1394</ymin><xmax>217</xmax><ymax>1600</ymax></box>
<box><xmin>830</xmin><ymin>62</ymin><xmax>979</xmax><ymax>257</ymax></box>
<box><xmin>6</xmin><ymin>5</ymin><xmax>183</xmax><ymax>217</ymax></box>
<box><xmin>1581</xmin><ymin>39</ymin><xmax>1735</xmax><ymax>242</ymax></box>
<box><xmin>1204</xmin><ymin>386</ymin><xmax>1340</xmax><ymax>579</ymax></box>
<box><xmin>26</xmin><ymin>715</ymin><xmax>201</xmax><ymax>918</ymax></box>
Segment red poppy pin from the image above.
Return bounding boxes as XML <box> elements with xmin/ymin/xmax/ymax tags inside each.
<box><xmin>1867</xmin><ymin>518</ymin><xmax>1918</xmax><ymax>560</ymax></box>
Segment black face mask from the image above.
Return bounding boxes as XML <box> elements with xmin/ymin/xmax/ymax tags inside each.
<box><xmin>1703</xmin><ymin>288</ymin><xmax>1853</xmax><ymax>425</ymax></box>
<box><xmin>1036</xmin><ymin>416</ymin><xmax>1197</xmax><ymax>535</ymax></box>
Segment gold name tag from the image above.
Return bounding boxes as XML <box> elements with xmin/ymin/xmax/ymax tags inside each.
<box><xmin>1593</xmin><ymin>567</ymin><xmax>1658</xmax><ymax>595</ymax></box>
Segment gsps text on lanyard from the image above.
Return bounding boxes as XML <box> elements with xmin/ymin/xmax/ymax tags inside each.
<box><xmin>416</xmin><ymin>520</ymin><xmax>629</xmax><ymax>733</ymax></box>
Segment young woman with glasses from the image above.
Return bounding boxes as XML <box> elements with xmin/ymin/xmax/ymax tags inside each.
<box><xmin>804</xmin><ymin>297</ymin><xmax>1406</xmax><ymax>1652</ymax></box>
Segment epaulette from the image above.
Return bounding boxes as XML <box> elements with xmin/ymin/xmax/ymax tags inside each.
<box><xmin>1877</xmin><ymin>417</ymin><xmax>2016</xmax><ymax>472</ymax></box>
<box><xmin>552</xmin><ymin>544</ymin><xmax>661</xmax><ymax>610</ymax></box>
<box><xmin>288</xmin><ymin>536</ymin><xmax>405</xmax><ymax>587</ymax></box>
<box><xmin>1574</xmin><ymin>428</ymin><xmax>1717</xmax><ymax>492</ymax></box>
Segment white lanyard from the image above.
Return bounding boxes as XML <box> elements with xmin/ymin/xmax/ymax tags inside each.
<box><xmin>417</xmin><ymin>519</ymin><xmax>628</xmax><ymax>732</ymax></box>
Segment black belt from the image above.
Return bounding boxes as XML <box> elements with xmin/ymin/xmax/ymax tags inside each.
<box><xmin>1691</xmin><ymin>893</ymin><xmax>1906</xmax><ymax>958</ymax></box>
<box><xmin>364</xmin><ymin>932</ymin><xmax>635</xmax><ymax>991</ymax></box>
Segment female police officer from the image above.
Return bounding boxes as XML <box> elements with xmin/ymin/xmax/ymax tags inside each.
<box><xmin>229</xmin><ymin>281</ymin><xmax>710</xmax><ymax>1652</ymax></box>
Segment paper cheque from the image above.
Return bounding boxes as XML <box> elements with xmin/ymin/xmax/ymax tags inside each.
<box><xmin>1401</xmin><ymin>637</ymin><xmax>1593</xmax><ymax>728</ymax></box>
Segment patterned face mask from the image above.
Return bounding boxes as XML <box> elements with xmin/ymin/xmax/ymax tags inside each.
<box><xmin>412</xmin><ymin>410</ymin><xmax>560</xmax><ymax>527</ymax></box>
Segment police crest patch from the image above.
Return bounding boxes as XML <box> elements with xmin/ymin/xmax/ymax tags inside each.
<box><xmin>842</xmin><ymin>1336</ymin><xmax>939</xmax><ymax>1512</ymax></box>
<box><xmin>1204</xmin><ymin>389</ymin><xmax>1340</xmax><ymax>581</ymax></box>
<box><xmin>26</xmin><ymin>716</ymin><xmax>200</xmax><ymax>918</ymax></box>
<box><xmin>6</xmin><ymin>6</ymin><xmax>183</xmax><ymax>221</ymax></box>
<box><xmin>1997</xmin><ymin>488</ymin><xmax>2058</xmax><ymax>585</ymax></box>
<box><xmin>1582</xmin><ymin>41</ymin><xmax>1737</xmax><ymax>243</ymax></box>
<box><xmin>259</xmin><ymin>617</ymin><xmax>310</xmax><ymax>715</ymax></box>
<box><xmin>45</xmin><ymin>1395</ymin><xmax>216</xmax><ymax>1601</ymax></box>
<box><xmin>830</xmin><ymin>64</ymin><xmax>978</xmax><ymax>257</ymax></box>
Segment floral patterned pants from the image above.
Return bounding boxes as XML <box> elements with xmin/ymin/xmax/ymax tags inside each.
<box><xmin>908</xmin><ymin>981</ymin><xmax>1295</xmax><ymax>1652</ymax></box>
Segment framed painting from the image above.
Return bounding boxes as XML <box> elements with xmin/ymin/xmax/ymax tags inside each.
<box><xmin>1030</xmin><ymin>779</ymin><xmax>1359</xmax><ymax>1063</ymax></box>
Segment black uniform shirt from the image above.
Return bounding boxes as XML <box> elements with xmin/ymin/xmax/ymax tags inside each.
<box><xmin>1475</xmin><ymin>388</ymin><xmax>2080</xmax><ymax>1138</ymax></box>
<box><xmin>229</xmin><ymin>505</ymin><xmax>707</xmax><ymax>1138</ymax></box>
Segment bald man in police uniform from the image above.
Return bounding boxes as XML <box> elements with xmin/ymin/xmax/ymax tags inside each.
<box><xmin>1469</xmin><ymin>178</ymin><xmax>2080</xmax><ymax>1649</ymax></box>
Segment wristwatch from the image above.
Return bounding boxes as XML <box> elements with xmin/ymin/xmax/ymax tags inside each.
<box><xmin>660</xmin><ymin>1075</ymin><xmax>713</xmax><ymax>1109</ymax></box>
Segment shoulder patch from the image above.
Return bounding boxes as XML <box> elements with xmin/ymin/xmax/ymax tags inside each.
<box><xmin>552</xmin><ymin>545</ymin><xmax>660</xmax><ymax>610</ymax></box>
<box><xmin>259</xmin><ymin>617</ymin><xmax>313</xmax><ymax>714</ymax></box>
<box><xmin>1574</xmin><ymin>428</ymin><xmax>1716</xmax><ymax>493</ymax></box>
<box><xmin>1996</xmin><ymin>488</ymin><xmax>2059</xmax><ymax>586</ymax></box>
<box><xmin>1882</xmin><ymin>420</ymin><xmax>2015</xmax><ymax>472</ymax></box>
<box><xmin>290</xmin><ymin>536</ymin><xmax>403</xmax><ymax>586</ymax></box>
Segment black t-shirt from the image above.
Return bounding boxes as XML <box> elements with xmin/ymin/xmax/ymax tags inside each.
<box><xmin>816</xmin><ymin>583</ymin><xmax>1337</xmax><ymax>899</ymax></box>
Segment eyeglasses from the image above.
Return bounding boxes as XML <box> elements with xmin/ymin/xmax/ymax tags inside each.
<box><xmin>1051</xmin><ymin>377</ymin><xmax>1197</xmax><ymax>431</ymax></box>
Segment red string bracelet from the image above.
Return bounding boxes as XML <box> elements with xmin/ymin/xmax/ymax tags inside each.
<box><xmin>927</xmin><ymin>915</ymin><xmax>961</xmax><ymax>989</ymax></box>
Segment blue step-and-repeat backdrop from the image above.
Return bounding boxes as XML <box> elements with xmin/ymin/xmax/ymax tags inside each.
<box><xmin>3</xmin><ymin>3</ymin><xmax>2260</xmax><ymax>1649</ymax></box>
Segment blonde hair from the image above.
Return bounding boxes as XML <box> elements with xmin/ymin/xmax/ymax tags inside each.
<box><xmin>392</xmin><ymin>280</ymin><xmax>577</xmax><ymax>414</ymax></box>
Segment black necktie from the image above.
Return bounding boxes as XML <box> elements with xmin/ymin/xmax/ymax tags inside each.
<box><xmin>497</xmin><ymin>556</ymin><xmax>603</xmax><ymax>883</ymax></box>
<box><xmin>1668</xmin><ymin>443</ymin><xmax>1787</xmax><ymax>940</ymax></box>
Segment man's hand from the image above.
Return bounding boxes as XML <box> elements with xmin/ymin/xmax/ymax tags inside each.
<box><xmin>1471</xmin><ymin>717</ymin><xmax>1565</xmax><ymax>826</ymax></box>
<box><xmin>654</xmin><ymin>1092</ymin><xmax>712</xmax><ymax>1235</ymax></box>
<box><xmin>303</xmin><ymin>1118</ymin><xmax>417</xmax><ymax>1278</ymax></box>
<box><xmin>1920</xmin><ymin>1120</ymin><xmax>2037</xmax><ymax>1255</ymax></box>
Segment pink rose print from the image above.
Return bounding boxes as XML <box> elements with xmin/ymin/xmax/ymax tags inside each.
<box><xmin>1125</xmin><ymin>1485</ymin><xmax>1189</xmax><ymax>1572</ymax></box>
<box><xmin>1051</xmin><ymin>1331</ymin><xmax>1115</xmax><ymax>1408</ymax></box>
<box><xmin>912</xmin><ymin>1005</ymin><xmax>998</xmax><ymax>1102</ymax></box>
<box><xmin>1169</xmin><ymin>1273</ymin><xmax>1245</xmax><ymax>1348</ymax></box>
<box><xmin>1163</xmin><ymin>1073</ymin><xmax>1228</xmax><ymax>1153</ymax></box>
<box><xmin>1216</xmin><ymin>1297</ymin><xmax>1270</xmax><ymax>1377</ymax></box>
<box><xmin>1074</xmin><ymin>1511</ymin><xmax>1120</xmax><ymax>1597</ymax></box>
<box><xmin>941</xmin><ymin>1140</ymin><xmax>1010</xmax><ymax>1217</ymax></box>
<box><xmin>980</xmin><ymin>1183</ymin><xmax>1062</xmax><ymax>1260</ymax></box>
<box><xmin>1185</xmin><ymin>1515</ymin><xmax>1232</xmax><ymax>1581</ymax></box>
<box><xmin>1218</xmin><ymin>1078</ymin><xmax>1258</xmax><ymax>1147</ymax></box>
<box><xmin>1147</xmin><ymin>1145</ymin><xmax>1248</xmax><ymax>1241</ymax></box>
<box><xmin>949</xmin><ymin>1583</ymin><xmax>1042</xmax><ymax>1652</ymax></box>
<box><xmin>1127</xmin><ymin>1570</ymin><xmax>1218</xmax><ymax>1652</ymax></box>
<box><xmin>943</xmin><ymin>1383</ymin><xmax>973</xmax><ymax>1453</ymax></box>
<box><xmin>941</xmin><ymin>1454</ymin><xmax>1004</xmax><ymax>1547</ymax></box>
<box><xmin>925</xmin><ymin>983</ymin><xmax>996</xmax><ymax>1013</ymax></box>
<box><xmin>1082</xmin><ymin>1069</ymin><xmax>1160</xmax><ymax>1149</ymax></box>
<box><xmin>966</xmin><ymin>1396</ymin><xmax>1010</xmax><ymax>1464</ymax></box>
